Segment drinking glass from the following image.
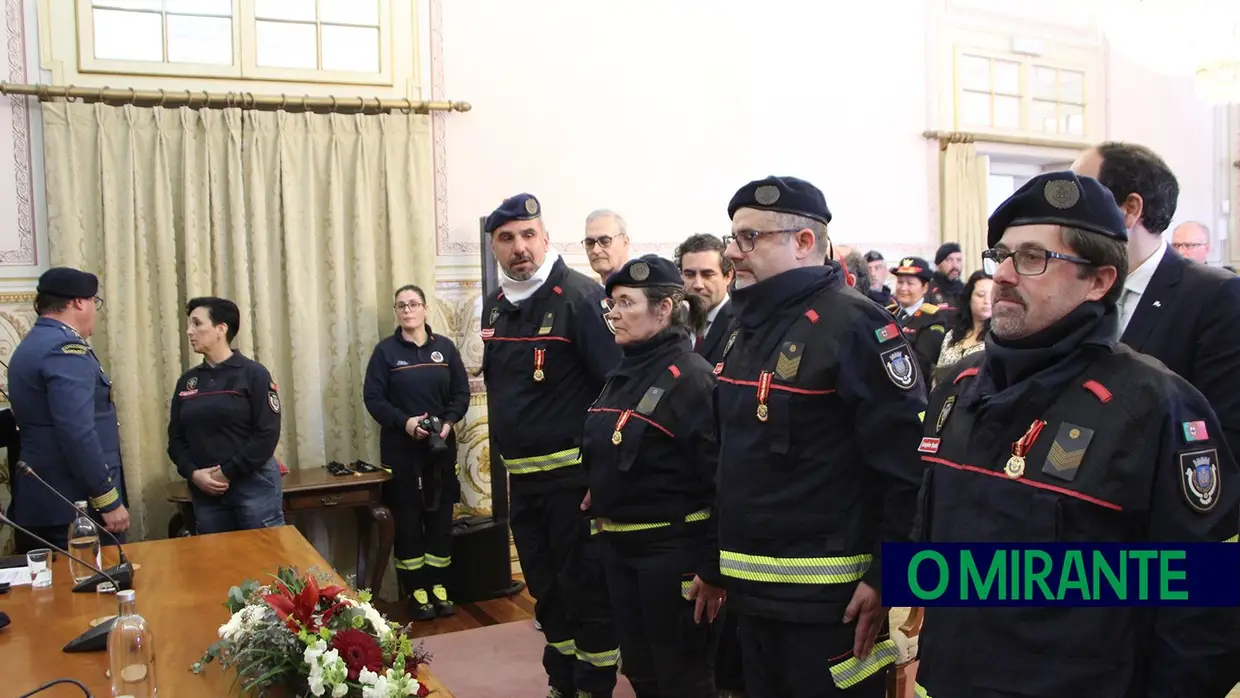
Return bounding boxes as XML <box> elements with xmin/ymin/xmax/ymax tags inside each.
<box><xmin>27</xmin><ymin>548</ymin><xmax>52</xmax><ymax>588</ymax></box>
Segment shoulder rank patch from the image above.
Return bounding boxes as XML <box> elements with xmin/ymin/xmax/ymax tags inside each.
<box><xmin>880</xmin><ymin>346</ymin><xmax>917</xmax><ymax>390</ymax></box>
<box><xmin>268</xmin><ymin>382</ymin><xmax>281</xmax><ymax>414</ymax></box>
<box><xmin>875</xmin><ymin>322</ymin><xmax>900</xmax><ymax>344</ymax></box>
<box><xmin>935</xmin><ymin>395</ymin><xmax>955</xmax><ymax>434</ymax></box>
<box><xmin>60</xmin><ymin>342</ymin><xmax>89</xmax><ymax>355</ymax></box>
<box><xmin>538</xmin><ymin>311</ymin><xmax>555</xmax><ymax>335</ymax></box>
<box><xmin>1180</xmin><ymin>448</ymin><xmax>1220</xmax><ymax>513</ymax></box>
<box><xmin>1041</xmin><ymin>423</ymin><xmax>1094</xmax><ymax>482</ymax></box>
<box><xmin>774</xmin><ymin>342</ymin><xmax>803</xmax><ymax>382</ymax></box>
<box><xmin>600</xmin><ymin>299</ymin><xmax>616</xmax><ymax>335</ymax></box>
<box><xmin>636</xmin><ymin>386</ymin><xmax>666</xmax><ymax>415</ymax></box>
<box><xmin>1182</xmin><ymin>420</ymin><xmax>1209</xmax><ymax>443</ymax></box>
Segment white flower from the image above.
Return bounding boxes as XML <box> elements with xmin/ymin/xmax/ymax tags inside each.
<box><xmin>218</xmin><ymin>604</ymin><xmax>266</xmax><ymax>640</ymax></box>
<box><xmin>359</xmin><ymin>667</ymin><xmax>422</xmax><ymax>697</ymax></box>
<box><xmin>360</xmin><ymin>603</ymin><xmax>392</xmax><ymax>639</ymax></box>
<box><xmin>358</xmin><ymin>667</ymin><xmax>381</xmax><ymax>686</ymax></box>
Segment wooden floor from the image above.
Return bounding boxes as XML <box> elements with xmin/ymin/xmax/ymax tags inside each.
<box><xmin>377</xmin><ymin>574</ymin><xmax>536</xmax><ymax>639</ymax></box>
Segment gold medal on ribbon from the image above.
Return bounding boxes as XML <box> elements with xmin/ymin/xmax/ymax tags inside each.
<box><xmin>611</xmin><ymin>430</ymin><xmax>623</xmax><ymax>445</ymax></box>
<box><xmin>533</xmin><ymin>369</ymin><xmax>545</xmax><ymax>382</ymax></box>
<box><xmin>612</xmin><ymin>410</ymin><xmax>631</xmax><ymax>446</ymax></box>
<box><xmin>1004</xmin><ymin>455</ymin><xmax>1025</xmax><ymax>479</ymax></box>
<box><xmin>533</xmin><ymin>348</ymin><xmax>546</xmax><ymax>383</ymax></box>
<box><xmin>756</xmin><ymin>371</ymin><xmax>773</xmax><ymax>423</ymax></box>
<box><xmin>757</xmin><ymin>404</ymin><xmax>769</xmax><ymax>422</ymax></box>
<box><xmin>1005</xmin><ymin>420</ymin><xmax>1047</xmax><ymax>480</ymax></box>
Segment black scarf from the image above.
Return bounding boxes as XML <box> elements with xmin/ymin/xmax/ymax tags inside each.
<box><xmin>731</xmin><ymin>265</ymin><xmax>843</xmax><ymax>362</ymax></box>
<box><xmin>609</xmin><ymin>326</ymin><xmax>692</xmax><ymax>382</ymax></box>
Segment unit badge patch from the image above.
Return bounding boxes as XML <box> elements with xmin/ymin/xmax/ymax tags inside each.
<box><xmin>187</xmin><ymin>377</ymin><xmax>198</xmax><ymax>391</ymax></box>
<box><xmin>935</xmin><ymin>396</ymin><xmax>955</xmax><ymax>434</ymax></box>
<box><xmin>774</xmin><ymin>342</ymin><xmax>804</xmax><ymax>382</ymax></box>
<box><xmin>61</xmin><ymin>342</ymin><xmax>89</xmax><ymax>355</ymax></box>
<box><xmin>1041</xmin><ymin>422</ymin><xmax>1094</xmax><ymax>482</ymax></box>
<box><xmin>1180</xmin><ymin>448</ymin><xmax>1220</xmax><ymax>513</ymax></box>
<box><xmin>918</xmin><ymin>437</ymin><xmax>940</xmax><ymax>454</ymax></box>
<box><xmin>489</xmin><ymin>307</ymin><xmax>500</xmax><ymax>326</ymax></box>
<box><xmin>431</xmin><ymin>351</ymin><xmax>444</xmax><ymax>363</ymax></box>
<box><xmin>268</xmin><ymin>381</ymin><xmax>281</xmax><ymax>414</ymax></box>
<box><xmin>880</xmin><ymin>346</ymin><xmax>916</xmax><ymax>390</ymax></box>
<box><xmin>723</xmin><ymin>330</ymin><xmax>739</xmax><ymax>359</ymax></box>
<box><xmin>1182</xmin><ymin>420</ymin><xmax>1209</xmax><ymax>443</ymax></box>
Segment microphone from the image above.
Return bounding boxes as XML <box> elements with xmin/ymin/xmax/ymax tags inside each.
<box><xmin>17</xmin><ymin>461</ymin><xmax>134</xmax><ymax>593</ymax></box>
<box><xmin>0</xmin><ymin>510</ymin><xmax>123</xmax><ymax>652</ymax></box>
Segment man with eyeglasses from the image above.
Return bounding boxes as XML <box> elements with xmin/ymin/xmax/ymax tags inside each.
<box><xmin>6</xmin><ymin>266</ymin><xmax>130</xmax><ymax>554</ymax></box>
<box><xmin>713</xmin><ymin>176</ymin><xmax>927</xmax><ymax>698</ymax></box>
<box><xmin>1170</xmin><ymin>221</ymin><xmax>1211</xmax><ymax>264</ymax></box>
<box><xmin>583</xmin><ymin>209</ymin><xmax>632</xmax><ymax>283</ymax></box>
<box><xmin>913</xmin><ymin>170</ymin><xmax>1240</xmax><ymax>697</ymax></box>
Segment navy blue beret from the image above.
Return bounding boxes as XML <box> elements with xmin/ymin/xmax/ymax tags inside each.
<box><xmin>890</xmin><ymin>256</ymin><xmax>934</xmax><ymax>283</ymax></box>
<box><xmin>988</xmin><ymin>171</ymin><xmax>1127</xmax><ymax>248</ymax></box>
<box><xmin>605</xmin><ymin>255</ymin><xmax>682</xmax><ymax>296</ymax></box>
<box><xmin>484</xmin><ymin>193</ymin><xmax>542</xmax><ymax>233</ymax></box>
<box><xmin>727</xmin><ymin>176</ymin><xmax>832</xmax><ymax>225</ymax></box>
<box><xmin>864</xmin><ymin>250</ymin><xmax>884</xmax><ymax>263</ymax></box>
<box><xmin>934</xmin><ymin>243</ymin><xmax>961</xmax><ymax>265</ymax></box>
<box><xmin>37</xmin><ymin>267</ymin><xmax>98</xmax><ymax>299</ymax></box>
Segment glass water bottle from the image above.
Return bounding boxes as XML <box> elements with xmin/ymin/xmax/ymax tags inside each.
<box><xmin>67</xmin><ymin>500</ymin><xmax>101</xmax><ymax>584</ymax></box>
<box><xmin>108</xmin><ymin>589</ymin><xmax>157</xmax><ymax>697</ymax></box>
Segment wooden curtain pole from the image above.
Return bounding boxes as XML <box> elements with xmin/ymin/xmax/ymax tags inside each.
<box><xmin>0</xmin><ymin>81</ymin><xmax>471</xmax><ymax>115</ymax></box>
<box><xmin>922</xmin><ymin>129</ymin><xmax>1088</xmax><ymax>151</ymax></box>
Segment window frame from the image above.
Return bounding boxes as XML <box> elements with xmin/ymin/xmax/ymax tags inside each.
<box><xmin>74</xmin><ymin>0</ymin><xmax>394</xmax><ymax>86</ymax></box>
<box><xmin>952</xmin><ymin>46</ymin><xmax>1094</xmax><ymax>141</ymax></box>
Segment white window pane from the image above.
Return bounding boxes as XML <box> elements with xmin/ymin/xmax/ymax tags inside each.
<box><xmin>255</xmin><ymin>20</ymin><xmax>317</xmax><ymax>68</ymax></box>
<box><xmin>92</xmin><ymin>9</ymin><xmax>163</xmax><ymax>62</ymax></box>
<box><xmin>994</xmin><ymin>95</ymin><xmax>1021</xmax><ymax>129</ymax></box>
<box><xmin>322</xmin><ymin>25</ymin><xmax>379</xmax><ymax>72</ymax></box>
<box><xmin>1031</xmin><ymin>99</ymin><xmax>1058</xmax><ymax>133</ymax></box>
<box><xmin>165</xmin><ymin>0</ymin><xmax>231</xmax><ymax>16</ymax></box>
<box><xmin>988</xmin><ymin>174</ymin><xmax>1017</xmax><ymax>215</ymax></box>
<box><xmin>167</xmin><ymin>15</ymin><xmax>232</xmax><ymax>64</ymax></box>
<box><xmin>993</xmin><ymin>60</ymin><xmax>1021</xmax><ymax>96</ymax></box>
<box><xmin>1060</xmin><ymin>70</ymin><xmax>1085</xmax><ymax>104</ymax></box>
<box><xmin>254</xmin><ymin>0</ymin><xmax>316</xmax><ymax>21</ymax></box>
<box><xmin>958</xmin><ymin>54</ymin><xmax>990</xmax><ymax>92</ymax></box>
<box><xmin>320</xmin><ymin>0</ymin><xmax>378</xmax><ymax>25</ymax></box>
<box><xmin>1033</xmin><ymin>67</ymin><xmax>1058</xmax><ymax>101</ymax></box>
<box><xmin>960</xmin><ymin>91</ymin><xmax>991</xmax><ymax>127</ymax></box>
<box><xmin>1062</xmin><ymin>104</ymin><xmax>1085</xmax><ymax>135</ymax></box>
<box><xmin>94</xmin><ymin>0</ymin><xmax>162</xmax><ymax>11</ymax></box>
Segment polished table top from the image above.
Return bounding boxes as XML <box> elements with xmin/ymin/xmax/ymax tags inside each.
<box><xmin>0</xmin><ymin>526</ymin><xmax>452</xmax><ymax>697</ymax></box>
<box><xmin>166</xmin><ymin>466</ymin><xmax>391</xmax><ymax>501</ymax></box>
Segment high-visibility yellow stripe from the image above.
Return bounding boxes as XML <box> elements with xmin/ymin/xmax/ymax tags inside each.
<box><xmin>681</xmin><ymin>579</ymin><xmax>693</xmax><ymax>600</ymax></box>
<box><xmin>575</xmin><ymin>647</ymin><xmax>620</xmax><ymax>667</ymax></box>
<box><xmin>720</xmin><ymin>550</ymin><xmax>871</xmax><ymax>584</ymax></box>
<box><xmin>501</xmin><ymin>448</ymin><xmax>582</xmax><ymax>474</ymax></box>
<box><xmin>425</xmin><ymin>554</ymin><xmax>452</xmax><ymax>568</ymax></box>
<box><xmin>828</xmin><ymin>639</ymin><xmax>899</xmax><ymax>688</ymax></box>
<box><xmin>394</xmin><ymin>556</ymin><xmax>425</xmax><ymax>571</ymax></box>
<box><xmin>1225</xmin><ymin>535</ymin><xmax>1238</xmax><ymax>543</ymax></box>
<box><xmin>594</xmin><ymin>509</ymin><xmax>711</xmax><ymax>534</ymax></box>
<box><xmin>918</xmin><ymin>411</ymin><xmax>925</xmax><ymax>423</ymax></box>
<box><xmin>589</xmin><ymin>519</ymin><xmax>603</xmax><ymax>536</ymax></box>
<box><xmin>914</xmin><ymin>682</ymin><xmax>931</xmax><ymax>697</ymax></box>
<box><xmin>548</xmin><ymin>639</ymin><xmax>575</xmax><ymax>656</ymax></box>
<box><xmin>90</xmin><ymin>487</ymin><xmax>119</xmax><ymax>510</ymax></box>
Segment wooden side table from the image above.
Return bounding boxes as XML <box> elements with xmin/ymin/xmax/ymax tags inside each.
<box><xmin>166</xmin><ymin>468</ymin><xmax>395</xmax><ymax>596</ymax></box>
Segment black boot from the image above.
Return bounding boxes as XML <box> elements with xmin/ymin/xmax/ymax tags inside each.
<box><xmin>430</xmin><ymin>584</ymin><xmax>455</xmax><ymax>617</ymax></box>
<box><xmin>410</xmin><ymin>588</ymin><xmax>436</xmax><ymax>621</ymax></box>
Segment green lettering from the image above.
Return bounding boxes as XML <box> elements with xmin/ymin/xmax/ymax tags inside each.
<box><xmin>1159</xmin><ymin>550</ymin><xmax>1188</xmax><ymax>601</ymax></box>
<box><xmin>1057</xmin><ymin>550</ymin><xmax>1090</xmax><ymax>601</ymax></box>
<box><xmin>1091</xmin><ymin>549</ymin><xmax>1126</xmax><ymax>600</ymax></box>
<box><xmin>961</xmin><ymin>550</ymin><xmax>1005</xmax><ymax>601</ymax></box>
<box><xmin>909</xmin><ymin>551</ymin><xmax>948</xmax><ymax>600</ymax></box>
<box><xmin>1010</xmin><ymin>548</ymin><xmax>1019</xmax><ymax>600</ymax></box>
<box><xmin>1023</xmin><ymin>550</ymin><xmax>1054</xmax><ymax>600</ymax></box>
<box><xmin>1129</xmin><ymin>550</ymin><xmax>1158</xmax><ymax>600</ymax></box>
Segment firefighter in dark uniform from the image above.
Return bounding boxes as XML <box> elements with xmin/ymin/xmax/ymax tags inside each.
<box><xmin>363</xmin><ymin>284</ymin><xmax>471</xmax><ymax>620</ymax></box>
<box><xmin>925</xmin><ymin>242</ymin><xmax>964</xmax><ymax>311</ymax></box>
<box><xmin>8</xmin><ymin>267</ymin><xmax>129</xmax><ymax>552</ymax></box>
<box><xmin>886</xmin><ymin>257</ymin><xmax>948</xmax><ymax>384</ymax></box>
<box><xmin>914</xmin><ymin>170</ymin><xmax>1240</xmax><ymax>697</ymax></box>
<box><xmin>167</xmin><ymin>296</ymin><xmax>284</xmax><ymax>535</ymax></box>
<box><xmin>715</xmin><ymin>177</ymin><xmax>927</xmax><ymax>698</ymax></box>
<box><xmin>582</xmin><ymin>255</ymin><xmax>726</xmax><ymax>698</ymax></box>
<box><xmin>480</xmin><ymin>193</ymin><xmax>623</xmax><ymax>698</ymax></box>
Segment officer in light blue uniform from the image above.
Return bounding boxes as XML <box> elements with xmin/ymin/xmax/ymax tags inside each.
<box><xmin>8</xmin><ymin>267</ymin><xmax>129</xmax><ymax>552</ymax></box>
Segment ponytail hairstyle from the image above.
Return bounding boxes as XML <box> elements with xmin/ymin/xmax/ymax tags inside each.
<box><xmin>643</xmin><ymin>284</ymin><xmax>708</xmax><ymax>336</ymax></box>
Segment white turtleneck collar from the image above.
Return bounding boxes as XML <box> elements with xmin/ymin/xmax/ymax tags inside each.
<box><xmin>499</xmin><ymin>247</ymin><xmax>562</xmax><ymax>305</ymax></box>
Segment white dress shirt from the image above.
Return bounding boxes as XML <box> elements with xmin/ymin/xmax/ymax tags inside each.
<box><xmin>1117</xmin><ymin>238</ymin><xmax>1168</xmax><ymax>336</ymax></box>
<box><xmin>899</xmin><ymin>298</ymin><xmax>925</xmax><ymax>320</ymax></box>
<box><xmin>701</xmin><ymin>297</ymin><xmax>730</xmax><ymax>341</ymax></box>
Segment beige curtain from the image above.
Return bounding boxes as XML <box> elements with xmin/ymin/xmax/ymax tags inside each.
<box><xmin>939</xmin><ymin>141</ymin><xmax>988</xmax><ymax>275</ymax></box>
<box><xmin>39</xmin><ymin>102</ymin><xmax>435</xmax><ymax>590</ymax></box>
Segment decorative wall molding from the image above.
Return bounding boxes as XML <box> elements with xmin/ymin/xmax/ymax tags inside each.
<box><xmin>2</xmin><ymin>0</ymin><xmax>36</xmax><ymax>266</ymax></box>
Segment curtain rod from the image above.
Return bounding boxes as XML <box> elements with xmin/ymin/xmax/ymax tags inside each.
<box><xmin>0</xmin><ymin>81</ymin><xmax>471</xmax><ymax>114</ymax></box>
<box><xmin>922</xmin><ymin>129</ymin><xmax>1087</xmax><ymax>151</ymax></box>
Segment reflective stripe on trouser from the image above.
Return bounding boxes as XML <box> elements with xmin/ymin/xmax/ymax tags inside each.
<box><xmin>425</xmin><ymin>553</ymin><xmax>451</xmax><ymax>567</ymax></box>
<box><xmin>828</xmin><ymin>639</ymin><xmax>899</xmax><ymax>688</ymax></box>
<box><xmin>720</xmin><ymin>550</ymin><xmax>871</xmax><ymax>584</ymax></box>
<box><xmin>501</xmin><ymin>447</ymin><xmax>582</xmax><ymax>475</ymax></box>
<box><xmin>394</xmin><ymin>556</ymin><xmax>425</xmax><ymax>570</ymax></box>
<box><xmin>593</xmin><ymin>508</ymin><xmax>712</xmax><ymax>534</ymax></box>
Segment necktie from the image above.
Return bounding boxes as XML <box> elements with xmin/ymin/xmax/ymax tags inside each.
<box><xmin>694</xmin><ymin>334</ymin><xmax>703</xmax><ymax>351</ymax></box>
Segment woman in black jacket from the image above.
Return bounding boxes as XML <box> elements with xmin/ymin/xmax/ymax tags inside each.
<box><xmin>363</xmin><ymin>284</ymin><xmax>470</xmax><ymax>620</ymax></box>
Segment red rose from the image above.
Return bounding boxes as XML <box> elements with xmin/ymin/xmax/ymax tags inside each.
<box><xmin>329</xmin><ymin>629</ymin><xmax>384</xmax><ymax>680</ymax></box>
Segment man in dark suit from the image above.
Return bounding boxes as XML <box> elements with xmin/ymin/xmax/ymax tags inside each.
<box><xmin>676</xmin><ymin>234</ymin><xmax>735</xmax><ymax>367</ymax></box>
<box><xmin>1073</xmin><ymin>140</ymin><xmax>1240</xmax><ymax>495</ymax></box>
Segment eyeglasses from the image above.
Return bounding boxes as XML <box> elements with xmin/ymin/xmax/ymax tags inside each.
<box><xmin>723</xmin><ymin>228</ymin><xmax>802</xmax><ymax>253</ymax></box>
<box><xmin>603</xmin><ymin>297</ymin><xmax>640</xmax><ymax>312</ymax></box>
<box><xmin>1171</xmin><ymin>242</ymin><xmax>1207</xmax><ymax>250</ymax></box>
<box><xmin>92</xmin><ymin>296</ymin><xmax>103</xmax><ymax>309</ymax></box>
<box><xmin>582</xmin><ymin>235</ymin><xmax>624</xmax><ymax>250</ymax></box>
<box><xmin>393</xmin><ymin>301</ymin><xmax>425</xmax><ymax>312</ymax></box>
<box><xmin>981</xmin><ymin>247</ymin><xmax>1093</xmax><ymax>277</ymax></box>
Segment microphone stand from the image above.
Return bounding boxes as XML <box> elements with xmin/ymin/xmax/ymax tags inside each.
<box><xmin>0</xmin><ymin>510</ymin><xmax>124</xmax><ymax>653</ymax></box>
<box><xmin>17</xmin><ymin>461</ymin><xmax>134</xmax><ymax>593</ymax></box>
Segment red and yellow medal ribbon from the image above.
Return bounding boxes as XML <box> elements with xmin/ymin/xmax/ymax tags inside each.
<box><xmin>756</xmin><ymin>371</ymin><xmax>773</xmax><ymax>422</ymax></box>
<box><xmin>612</xmin><ymin>409</ymin><xmax>632</xmax><ymax>445</ymax></box>
<box><xmin>533</xmin><ymin>348</ymin><xmax>546</xmax><ymax>383</ymax></box>
<box><xmin>1004</xmin><ymin>419</ymin><xmax>1046</xmax><ymax>479</ymax></box>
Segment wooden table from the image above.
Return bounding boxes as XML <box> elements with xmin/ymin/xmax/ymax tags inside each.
<box><xmin>166</xmin><ymin>467</ymin><xmax>394</xmax><ymax>596</ymax></box>
<box><xmin>0</xmin><ymin>526</ymin><xmax>454</xmax><ymax>697</ymax></box>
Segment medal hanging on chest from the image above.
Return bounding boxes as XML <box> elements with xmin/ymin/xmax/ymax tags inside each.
<box><xmin>533</xmin><ymin>348</ymin><xmax>546</xmax><ymax>383</ymax></box>
<box><xmin>612</xmin><ymin>409</ymin><xmax>632</xmax><ymax>445</ymax></box>
<box><xmin>756</xmin><ymin>371</ymin><xmax>773</xmax><ymax>422</ymax></box>
<box><xmin>1005</xmin><ymin>419</ymin><xmax>1047</xmax><ymax>479</ymax></box>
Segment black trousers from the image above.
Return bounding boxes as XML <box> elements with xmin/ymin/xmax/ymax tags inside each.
<box><xmin>715</xmin><ymin>610</ymin><xmax>746</xmax><ymax>692</ymax></box>
<box><xmin>600</xmin><ymin>532</ymin><xmax>722</xmax><ymax>698</ymax></box>
<box><xmin>382</xmin><ymin>453</ymin><xmax>457</xmax><ymax>597</ymax></box>
<box><xmin>738</xmin><ymin>613</ymin><xmax>890</xmax><ymax>698</ymax></box>
<box><xmin>510</xmin><ymin>483</ymin><xmax>618</xmax><ymax>696</ymax></box>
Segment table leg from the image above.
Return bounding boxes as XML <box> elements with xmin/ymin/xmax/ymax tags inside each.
<box><xmin>355</xmin><ymin>506</ymin><xmax>372</xmax><ymax>590</ymax></box>
<box><xmin>368</xmin><ymin>503</ymin><xmax>394</xmax><ymax>597</ymax></box>
<box><xmin>180</xmin><ymin>501</ymin><xmax>196</xmax><ymax>536</ymax></box>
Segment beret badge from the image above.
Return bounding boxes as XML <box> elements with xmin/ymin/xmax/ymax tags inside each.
<box><xmin>754</xmin><ymin>185</ymin><xmax>781</xmax><ymax>206</ymax></box>
<box><xmin>525</xmin><ymin>198</ymin><xmax>539</xmax><ymax>215</ymax></box>
<box><xmin>1043</xmin><ymin>180</ymin><xmax>1080</xmax><ymax>210</ymax></box>
<box><xmin>630</xmin><ymin>262</ymin><xmax>650</xmax><ymax>281</ymax></box>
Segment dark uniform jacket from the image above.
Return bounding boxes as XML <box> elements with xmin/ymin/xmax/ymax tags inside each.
<box><xmin>715</xmin><ymin>265</ymin><xmax>927</xmax><ymax>622</ymax></box>
<box><xmin>362</xmin><ymin>326</ymin><xmax>470</xmax><ymax>493</ymax></box>
<box><xmin>583</xmin><ymin>328</ymin><xmax>721</xmax><ymax>584</ymax></box>
<box><xmin>914</xmin><ymin>302</ymin><xmax>1240</xmax><ymax>697</ymax></box>
<box><xmin>167</xmin><ymin>351</ymin><xmax>281</xmax><ymax>483</ymax></box>
<box><xmin>482</xmin><ymin>257</ymin><xmax>622</xmax><ymax>489</ymax></box>
<box><xmin>926</xmin><ymin>273</ymin><xmax>962</xmax><ymax>312</ymax></box>
<box><xmin>8</xmin><ymin>317</ymin><xmax>125</xmax><ymax>527</ymax></box>
<box><xmin>888</xmin><ymin>301</ymin><xmax>948</xmax><ymax>385</ymax></box>
<box><xmin>695</xmin><ymin>299</ymin><xmax>734</xmax><ymax>367</ymax></box>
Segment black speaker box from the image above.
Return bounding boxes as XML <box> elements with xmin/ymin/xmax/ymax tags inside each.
<box><xmin>447</xmin><ymin>515</ymin><xmax>524</xmax><ymax>603</ymax></box>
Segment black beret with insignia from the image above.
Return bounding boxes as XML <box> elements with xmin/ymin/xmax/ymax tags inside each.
<box><xmin>728</xmin><ymin>176</ymin><xmax>832</xmax><ymax>225</ymax></box>
<box><xmin>864</xmin><ymin>250</ymin><xmax>884</xmax><ymax>263</ymax></box>
<box><xmin>988</xmin><ymin>171</ymin><xmax>1127</xmax><ymax>248</ymax></box>
<box><xmin>605</xmin><ymin>254</ymin><xmax>683</xmax><ymax>296</ymax></box>
<box><xmin>37</xmin><ymin>266</ymin><xmax>98</xmax><ymax>299</ymax></box>
<box><xmin>484</xmin><ymin>193</ymin><xmax>542</xmax><ymax>233</ymax></box>
<box><xmin>890</xmin><ymin>256</ymin><xmax>934</xmax><ymax>283</ymax></box>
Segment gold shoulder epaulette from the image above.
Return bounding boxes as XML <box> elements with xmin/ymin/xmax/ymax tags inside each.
<box><xmin>921</xmin><ymin>303</ymin><xmax>939</xmax><ymax>314</ymax></box>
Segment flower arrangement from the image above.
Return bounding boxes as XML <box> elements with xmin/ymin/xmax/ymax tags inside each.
<box><xmin>192</xmin><ymin>566</ymin><xmax>434</xmax><ymax>698</ymax></box>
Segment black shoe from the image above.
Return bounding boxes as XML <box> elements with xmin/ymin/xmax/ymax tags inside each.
<box><xmin>430</xmin><ymin>584</ymin><xmax>455</xmax><ymax>617</ymax></box>
<box><xmin>410</xmin><ymin>589</ymin><xmax>436</xmax><ymax>621</ymax></box>
<box><xmin>352</xmin><ymin>460</ymin><xmax>381</xmax><ymax>473</ymax></box>
<box><xmin>327</xmin><ymin>461</ymin><xmax>353</xmax><ymax>477</ymax></box>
